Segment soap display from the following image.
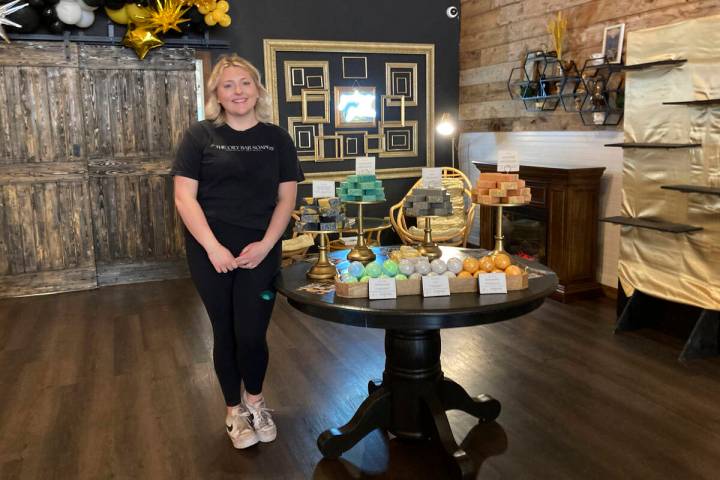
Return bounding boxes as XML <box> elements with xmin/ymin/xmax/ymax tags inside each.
<box><xmin>403</xmin><ymin>187</ymin><xmax>453</xmax><ymax>217</ymax></box>
<box><xmin>336</xmin><ymin>174</ymin><xmax>386</xmax><ymax>202</ymax></box>
<box><xmin>472</xmin><ymin>172</ymin><xmax>532</xmax><ymax>205</ymax></box>
<box><xmin>295</xmin><ymin>197</ymin><xmax>349</xmax><ymax>233</ymax></box>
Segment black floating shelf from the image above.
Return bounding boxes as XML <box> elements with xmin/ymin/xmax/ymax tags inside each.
<box><xmin>604</xmin><ymin>143</ymin><xmax>702</xmax><ymax>149</ymax></box>
<box><xmin>600</xmin><ymin>216</ymin><xmax>703</xmax><ymax>233</ymax></box>
<box><xmin>622</xmin><ymin>59</ymin><xmax>687</xmax><ymax>71</ymax></box>
<box><xmin>661</xmin><ymin>184</ymin><xmax>720</xmax><ymax>195</ymax></box>
<box><xmin>663</xmin><ymin>99</ymin><xmax>720</xmax><ymax>106</ymax></box>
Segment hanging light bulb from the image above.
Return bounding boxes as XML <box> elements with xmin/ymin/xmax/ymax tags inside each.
<box><xmin>436</xmin><ymin>113</ymin><xmax>456</xmax><ymax>136</ymax></box>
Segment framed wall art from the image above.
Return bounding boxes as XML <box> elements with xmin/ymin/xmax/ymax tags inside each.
<box><xmin>263</xmin><ymin>39</ymin><xmax>435</xmax><ymax>181</ymax></box>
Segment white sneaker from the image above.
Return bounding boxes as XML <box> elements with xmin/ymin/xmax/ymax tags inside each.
<box><xmin>243</xmin><ymin>393</ymin><xmax>277</xmax><ymax>443</ymax></box>
<box><xmin>226</xmin><ymin>404</ymin><xmax>259</xmax><ymax>449</ymax></box>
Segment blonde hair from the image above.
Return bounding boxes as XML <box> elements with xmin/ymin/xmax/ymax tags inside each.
<box><xmin>205</xmin><ymin>54</ymin><xmax>272</xmax><ymax>126</ymax></box>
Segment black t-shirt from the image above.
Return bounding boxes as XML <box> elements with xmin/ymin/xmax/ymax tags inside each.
<box><xmin>171</xmin><ymin>120</ymin><xmax>304</xmax><ymax>230</ymax></box>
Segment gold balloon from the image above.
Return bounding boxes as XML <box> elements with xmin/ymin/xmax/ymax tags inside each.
<box><xmin>218</xmin><ymin>14</ymin><xmax>231</xmax><ymax>28</ymax></box>
<box><xmin>215</xmin><ymin>1</ymin><xmax>229</xmax><ymax>13</ymax></box>
<box><xmin>125</xmin><ymin>4</ymin><xmax>151</xmax><ymax>25</ymax></box>
<box><xmin>204</xmin><ymin>12</ymin><xmax>217</xmax><ymax>26</ymax></box>
<box><xmin>105</xmin><ymin>6</ymin><xmax>130</xmax><ymax>25</ymax></box>
<box><xmin>146</xmin><ymin>0</ymin><xmax>190</xmax><ymax>34</ymax></box>
<box><xmin>122</xmin><ymin>25</ymin><xmax>164</xmax><ymax>60</ymax></box>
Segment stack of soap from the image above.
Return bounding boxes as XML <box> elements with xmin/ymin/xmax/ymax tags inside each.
<box><xmin>472</xmin><ymin>172</ymin><xmax>531</xmax><ymax>205</ymax></box>
<box><xmin>336</xmin><ymin>174</ymin><xmax>385</xmax><ymax>202</ymax></box>
<box><xmin>403</xmin><ymin>187</ymin><xmax>453</xmax><ymax>217</ymax></box>
<box><xmin>295</xmin><ymin>197</ymin><xmax>347</xmax><ymax>232</ymax></box>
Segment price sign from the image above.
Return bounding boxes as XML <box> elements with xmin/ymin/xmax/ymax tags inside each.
<box><xmin>312</xmin><ymin>180</ymin><xmax>335</xmax><ymax>198</ymax></box>
<box><xmin>497</xmin><ymin>150</ymin><xmax>520</xmax><ymax>172</ymax></box>
<box><xmin>356</xmin><ymin>156</ymin><xmax>376</xmax><ymax>175</ymax></box>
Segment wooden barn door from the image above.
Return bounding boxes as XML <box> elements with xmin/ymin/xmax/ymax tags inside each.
<box><xmin>0</xmin><ymin>43</ymin><xmax>97</xmax><ymax>296</ymax></box>
<box><xmin>0</xmin><ymin>43</ymin><xmax>199</xmax><ymax>297</ymax></box>
<box><xmin>79</xmin><ymin>46</ymin><xmax>197</xmax><ymax>287</ymax></box>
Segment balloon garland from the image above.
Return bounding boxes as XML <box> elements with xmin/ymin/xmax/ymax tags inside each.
<box><xmin>1</xmin><ymin>0</ymin><xmax>232</xmax><ymax>59</ymax></box>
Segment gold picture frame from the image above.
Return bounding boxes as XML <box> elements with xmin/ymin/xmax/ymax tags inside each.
<box><xmin>265</xmin><ymin>39</ymin><xmax>434</xmax><ymax>182</ymax></box>
<box><xmin>380</xmin><ymin>120</ymin><xmax>417</xmax><ymax>158</ymax></box>
<box><xmin>301</xmin><ymin>89</ymin><xmax>330</xmax><ymax>124</ymax></box>
<box><xmin>283</xmin><ymin>60</ymin><xmax>330</xmax><ymax>102</ymax></box>
<box><xmin>334</xmin><ymin>86</ymin><xmax>377</xmax><ymax>129</ymax></box>
<box><xmin>385</xmin><ymin>62</ymin><xmax>418</xmax><ymax>106</ymax></box>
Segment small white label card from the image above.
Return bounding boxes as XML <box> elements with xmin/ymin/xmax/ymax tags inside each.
<box><xmin>369</xmin><ymin>277</ymin><xmax>397</xmax><ymax>300</ymax></box>
<box><xmin>422</xmin><ymin>275</ymin><xmax>451</xmax><ymax>297</ymax></box>
<box><xmin>497</xmin><ymin>150</ymin><xmax>520</xmax><ymax>173</ymax></box>
<box><xmin>422</xmin><ymin>167</ymin><xmax>443</xmax><ymax>188</ymax></box>
<box><xmin>312</xmin><ymin>180</ymin><xmax>335</xmax><ymax>198</ymax></box>
<box><xmin>478</xmin><ymin>273</ymin><xmax>508</xmax><ymax>294</ymax></box>
<box><xmin>356</xmin><ymin>156</ymin><xmax>376</xmax><ymax>175</ymax></box>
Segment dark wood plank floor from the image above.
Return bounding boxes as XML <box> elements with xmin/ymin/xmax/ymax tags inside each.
<box><xmin>1</xmin><ymin>279</ymin><xmax>719</xmax><ymax>479</ymax></box>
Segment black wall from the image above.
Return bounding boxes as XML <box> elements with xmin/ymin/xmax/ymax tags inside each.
<box><xmin>214</xmin><ymin>1</ymin><xmax>460</xmax><ymax>222</ymax></box>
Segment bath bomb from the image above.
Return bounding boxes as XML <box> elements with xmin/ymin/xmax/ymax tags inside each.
<box><xmin>365</xmin><ymin>262</ymin><xmax>382</xmax><ymax>278</ymax></box>
<box><xmin>347</xmin><ymin>261</ymin><xmax>365</xmax><ymax>279</ymax></box>
<box><xmin>398</xmin><ymin>258</ymin><xmax>415</xmax><ymax>276</ymax></box>
<box><xmin>382</xmin><ymin>259</ymin><xmax>399</xmax><ymax>277</ymax></box>
<box><xmin>446</xmin><ymin>257</ymin><xmax>464</xmax><ymax>274</ymax></box>
<box><xmin>415</xmin><ymin>261</ymin><xmax>431</xmax><ymax>276</ymax></box>
<box><xmin>443</xmin><ymin>271</ymin><xmax>456</xmax><ymax>278</ymax></box>
<box><xmin>430</xmin><ymin>259</ymin><xmax>448</xmax><ymax>274</ymax></box>
<box><xmin>395</xmin><ymin>273</ymin><xmax>408</xmax><ymax>280</ymax></box>
<box><xmin>340</xmin><ymin>271</ymin><xmax>356</xmax><ymax>283</ymax></box>
<box><xmin>359</xmin><ymin>275</ymin><xmax>371</xmax><ymax>283</ymax></box>
<box><xmin>409</xmin><ymin>272</ymin><xmax>422</xmax><ymax>279</ymax></box>
<box><xmin>426</xmin><ymin>271</ymin><xmax>439</xmax><ymax>276</ymax></box>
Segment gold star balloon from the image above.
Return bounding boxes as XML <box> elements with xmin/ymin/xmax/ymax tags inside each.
<box><xmin>146</xmin><ymin>0</ymin><xmax>190</xmax><ymax>34</ymax></box>
<box><xmin>122</xmin><ymin>24</ymin><xmax>164</xmax><ymax>60</ymax></box>
<box><xmin>0</xmin><ymin>0</ymin><xmax>29</xmax><ymax>44</ymax></box>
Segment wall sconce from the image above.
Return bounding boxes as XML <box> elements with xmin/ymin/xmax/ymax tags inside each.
<box><xmin>435</xmin><ymin>112</ymin><xmax>457</xmax><ymax>168</ymax></box>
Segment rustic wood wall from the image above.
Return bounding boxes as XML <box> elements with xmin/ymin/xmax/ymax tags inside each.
<box><xmin>0</xmin><ymin>43</ymin><xmax>197</xmax><ymax>297</ymax></box>
<box><xmin>459</xmin><ymin>0</ymin><xmax>720</xmax><ymax>132</ymax></box>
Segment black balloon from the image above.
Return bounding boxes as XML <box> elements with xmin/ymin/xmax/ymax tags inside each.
<box><xmin>41</xmin><ymin>6</ymin><xmax>57</xmax><ymax>19</ymax></box>
<box><xmin>47</xmin><ymin>19</ymin><xmax>65</xmax><ymax>34</ymax></box>
<box><xmin>28</xmin><ymin>0</ymin><xmax>46</xmax><ymax>8</ymax></box>
<box><xmin>6</xmin><ymin>6</ymin><xmax>41</xmax><ymax>33</ymax></box>
<box><xmin>105</xmin><ymin>0</ymin><xmax>125</xmax><ymax>9</ymax></box>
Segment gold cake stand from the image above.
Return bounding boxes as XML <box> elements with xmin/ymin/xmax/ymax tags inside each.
<box><xmin>344</xmin><ymin>200</ymin><xmax>384</xmax><ymax>264</ymax></box>
<box><xmin>301</xmin><ymin>228</ymin><xmax>341</xmax><ymax>280</ymax></box>
<box><xmin>474</xmin><ymin>201</ymin><xmax>529</xmax><ymax>255</ymax></box>
<box><xmin>404</xmin><ymin>213</ymin><xmax>443</xmax><ymax>261</ymax></box>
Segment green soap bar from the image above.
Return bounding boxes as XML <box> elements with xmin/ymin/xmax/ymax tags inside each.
<box><xmin>375</xmin><ymin>180</ymin><xmax>382</xmax><ymax>187</ymax></box>
<box><xmin>359</xmin><ymin>182</ymin><xmax>376</xmax><ymax>189</ymax></box>
<box><xmin>348</xmin><ymin>188</ymin><xmax>363</xmax><ymax>195</ymax></box>
<box><xmin>346</xmin><ymin>175</ymin><xmax>359</xmax><ymax>182</ymax></box>
<box><xmin>361</xmin><ymin>195</ymin><xmax>379</xmax><ymax>201</ymax></box>
<box><xmin>356</xmin><ymin>175</ymin><xmax>376</xmax><ymax>182</ymax></box>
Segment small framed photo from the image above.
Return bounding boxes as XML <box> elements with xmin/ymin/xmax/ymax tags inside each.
<box><xmin>602</xmin><ymin>23</ymin><xmax>625</xmax><ymax>64</ymax></box>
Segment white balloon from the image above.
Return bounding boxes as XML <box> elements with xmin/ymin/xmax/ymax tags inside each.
<box><xmin>77</xmin><ymin>0</ymin><xmax>98</xmax><ymax>12</ymax></box>
<box><xmin>55</xmin><ymin>1</ymin><xmax>82</xmax><ymax>25</ymax></box>
<box><xmin>76</xmin><ymin>9</ymin><xmax>94</xmax><ymax>28</ymax></box>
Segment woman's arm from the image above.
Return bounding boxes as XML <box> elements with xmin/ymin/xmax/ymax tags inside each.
<box><xmin>174</xmin><ymin>176</ymin><xmax>238</xmax><ymax>273</ymax></box>
<box><xmin>236</xmin><ymin>180</ymin><xmax>297</xmax><ymax>268</ymax></box>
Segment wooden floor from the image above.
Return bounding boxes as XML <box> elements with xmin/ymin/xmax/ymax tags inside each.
<box><xmin>1</xmin><ymin>279</ymin><xmax>719</xmax><ymax>480</ymax></box>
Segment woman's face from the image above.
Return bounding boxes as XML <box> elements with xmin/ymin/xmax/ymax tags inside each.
<box><xmin>216</xmin><ymin>66</ymin><xmax>259</xmax><ymax>119</ymax></box>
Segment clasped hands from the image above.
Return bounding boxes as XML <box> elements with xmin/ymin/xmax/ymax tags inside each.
<box><xmin>207</xmin><ymin>241</ymin><xmax>271</xmax><ymax>274</ymax></box>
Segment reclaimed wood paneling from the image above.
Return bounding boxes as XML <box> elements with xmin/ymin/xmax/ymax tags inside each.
<box><xmin>459</xmin><ymin>0</ymin><xmax>720</xmax><ymax>132</ymax></box>
<box><xmin>0</xmin><ymin>43</ymin><xmax>198</xmax><ymax>297</ymax></box>
<box><xmin>78</xmin><ymin>45</ymin><xmax>196</xmax><ymax>286</ymax></box>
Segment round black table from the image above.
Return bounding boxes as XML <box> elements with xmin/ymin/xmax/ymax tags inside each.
<box><xmin>275</xmin><ymin>246</ymin><xmax>558</xmax><ymax>478</ymax></box>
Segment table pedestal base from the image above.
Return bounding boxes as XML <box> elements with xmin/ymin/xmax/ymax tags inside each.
<box><xmin>317</xmin><ymin>329</ymin><xmax>501</xmax><ymax>479</ymax></box>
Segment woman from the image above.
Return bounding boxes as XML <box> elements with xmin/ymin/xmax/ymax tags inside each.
<box><xmin>172</xmin><ymin>54</ymin><xmax>303</xmax><ymax>449</ymax></box>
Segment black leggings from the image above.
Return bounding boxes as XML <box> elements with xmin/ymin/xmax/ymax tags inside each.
<box><xmin>185</xmin><ymin>220</ymin><xmax>280</xmax><ymax>406</ymax></box>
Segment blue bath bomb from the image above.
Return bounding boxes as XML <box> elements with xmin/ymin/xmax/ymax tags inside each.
<box><xmin>348</xmin><ymin>261</ymin><xmax>365</xmax><ymax>279</ymax></box>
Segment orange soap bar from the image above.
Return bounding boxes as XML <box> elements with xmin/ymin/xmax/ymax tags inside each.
<box><xmin>479</xmin><ymin>172</ymin><xmax>519</xmax><ymax>181</ymax></box>
<box><xmin>475</xmin><ymin>180</ymin><xmax>497</xmax><ymax>189</ymax></box>
<box><xmin>475</xmin><ymin>188</ymin><xmax>490</xmax><ymax>196</ymax></box>
<box><xmin>508</xmin><ymin>195</ymin><xmax>526</xmax><ymax>203</ymax></box>
<box><xmin>499</xmin><ymin>181</ymin><xmax>519</xmax><ymax>190</ymax></box>
<box><xmin>479</xmin><ymin>195</ymin><xmax>494</xmax><ymax>204</ymax></box>
<box><xmin>489</xmin><ymin>189</ymin><xmax>507</xmax><ymax>197</ymax></box>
